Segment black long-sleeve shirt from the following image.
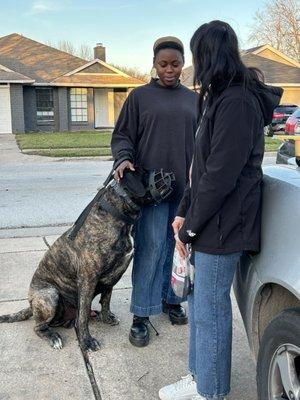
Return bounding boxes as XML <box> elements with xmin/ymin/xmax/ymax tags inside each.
<box><xmin>111</xmin><ymin>78</ymin><xmax>198</xmax><ymax>201</ymax></box>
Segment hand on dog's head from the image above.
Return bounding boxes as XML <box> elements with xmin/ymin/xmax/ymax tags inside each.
<box><xmin>119</xmin><ymin>167</ymin><xmax>174</xmax><ymax>205</ymax></box>
<box><xmin>119</xmin><ymin>167</ymin><xmax>147</xmax><ymax>199</ymax></box>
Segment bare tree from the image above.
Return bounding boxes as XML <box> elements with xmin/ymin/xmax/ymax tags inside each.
<box><xmin>111</xmin><ymin>64</ymin><xmax>149</xmax><ymax>82</ymax></box>
<box><xmin>44</xmin><ymin>40</ymin><xmax>93</xmax><ymax>60</ymax></box>
<box><xmin>57</xmin><ymin>40</ymin><xmax>77</xmax><ymax>56</ymax></box>
<box><xmin>44</xmin><ymin>40</ymin><xmax>54</xmax><ymax>48</ymax></box>
<box><xmin>249</xmin><ymin>0</ymin><xmax>300</xmax><ymax>62</ymax></box>
<box><xmin>78</xmin><ymin>44</ymin><xmax>93</xmax><ymax>60</ymax></box>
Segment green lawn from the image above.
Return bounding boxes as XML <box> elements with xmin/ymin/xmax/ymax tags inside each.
<box><xmin>16</xmin><ymin>131</ymin><xmax>282</xmax><ymax>157</ymax></box>
<box><xmin>16</xmin><ymin>131</ymin><xmax>112</xmax><ymax>149</ymax></box>
<box><xmin>16</xmin><ymin>131</ymin><xmax>112</xmax><ymax>157</ymax></box>
<box><xmin>265</xmin><ymin>136</ymin><xmax>282</xmax><ymax>152</ymax></box>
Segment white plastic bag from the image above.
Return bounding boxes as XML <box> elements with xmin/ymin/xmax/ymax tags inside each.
<box><xmin>171</xmin><ymin>247</ymin><xmax>194</xmax><ymax>298</ymax></box>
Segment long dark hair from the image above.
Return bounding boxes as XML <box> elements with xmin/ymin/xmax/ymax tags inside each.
<box><xmin>190</xmin><ymin>20</ymin><xmax>262</xmax><ymax>113</ymax></box>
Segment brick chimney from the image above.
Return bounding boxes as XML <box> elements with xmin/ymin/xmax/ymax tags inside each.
<box><xmin>94</xmin><ymin>43</ymin><xmax>106</xmax><ymax>62</ymax></box>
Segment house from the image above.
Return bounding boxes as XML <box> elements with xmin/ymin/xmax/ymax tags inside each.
<box><xmin>181</xmin><ymin>44</ymin><xmax>300</xmax><ymax>105</ymax></box>
<box><xmin>0</xmin><ymin>33</ymin><xmax>145</xmax><ymax>134</ymax></box>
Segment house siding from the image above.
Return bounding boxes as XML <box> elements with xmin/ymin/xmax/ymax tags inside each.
<box><xmin>22</xmin><ymin>86</ymin><xmax>131</xmax><ymax>132</ymax></box>
<box><xmin>281</xmin><ymin>87</ymin><xmax>300</xmax><ymax>105</ymax></box>
<box><xmin>57</xmin><ymin>87</ymin><xmax>69</xmax><ymax>131</ymax></box>
<box><xmin>114</xmin><ymin>89</ymin><xmax>127</xmax><ymax>123</ymax></box>
<box><xmin>10</xmin><ymin>84</ymin><xmax>25</xmax><ymax>133</ymax></box>
<box><xmin>258</xmin><ymin>49</ymin><xmax>297</xmax><ymax>67</ymax></box>
<box><xmin>23</xmin><ymin>86</ymin><xmax>37</xmax><ymax>132</ymax></box>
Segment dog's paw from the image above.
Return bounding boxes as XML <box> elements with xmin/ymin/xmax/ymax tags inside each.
<box><xmin>50</xmin><ymin>333</ymin><xmax>63</xmax><ymax>349</ymax></box>
<box><xmin>82</xmin><ymin>336</ymin><xmax>101</xmax><ymax>352</ymax></box>
<box><xmin>100</xmin><ymin>311</ymin><xmax>120</xmax><ymax>326</ymax></box>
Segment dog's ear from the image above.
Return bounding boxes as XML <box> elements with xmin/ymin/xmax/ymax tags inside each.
<box><xmin>120</xmin><ymin>169</ymin><xmax>147</xmax><ymax>197</ymax></box>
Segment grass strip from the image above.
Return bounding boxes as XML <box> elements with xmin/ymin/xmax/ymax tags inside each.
<box><xmin>16</xmin><ymin>131</ymin><xmax>281</xmax><ymax>157</ymax></box>
<box><xmin>16</xmin><ymin>131</ymin><xmax>112</xmax><ymax>150</ymax></box>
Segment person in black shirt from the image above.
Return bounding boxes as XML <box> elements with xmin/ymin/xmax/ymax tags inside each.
<box><xmin>111</xmin><ymin>36</ymin><xmax>198</xmax><ymax>347</ymax></box>
<box><xmin>159</xmin><ymin>21</ymin><xmax>282</xmax><ymax>400</ymax></box>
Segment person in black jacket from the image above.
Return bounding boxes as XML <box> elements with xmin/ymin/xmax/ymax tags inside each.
<box><xmin>159</xmin><ymin>21</ymin><xmax>282</xmax><ymax>400</ymax></box>
<box><xmin>111</xmin><ymin>36</ymin><xmax>198</xmax><ymax>347</ymax></box>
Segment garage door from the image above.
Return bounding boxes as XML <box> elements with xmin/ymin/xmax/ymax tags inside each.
<box><xmin>0</xmin><ymin>85</ymin><xmax>12</xmax><ymax>133</ymax></box>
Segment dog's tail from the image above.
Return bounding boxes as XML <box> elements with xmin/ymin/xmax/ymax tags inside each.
<box><xmin>0</xmin><ymin>307</ymin><xmax>32</xmax><ymax>323</ymax></box>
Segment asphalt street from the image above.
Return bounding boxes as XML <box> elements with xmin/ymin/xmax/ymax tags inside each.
<box><xmin>0</xmin><ymin>160</ymin><xmax>113</xmax><ymax>230</ymax></box>
<box><xmin>0</xmin><ymin>156</ymin><xmax>276</xmax><ymax>231</ymax></box>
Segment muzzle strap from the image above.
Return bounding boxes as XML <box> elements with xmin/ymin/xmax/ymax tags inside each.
<box><xmin>67</xmin><ymin>187</ymin><xmax>106</xmax><ymax>240</ymax></box>
<box><xmin>97</xmin><ymin>197</ymin><xmax>136</xmax><ymax>225</ymax></box>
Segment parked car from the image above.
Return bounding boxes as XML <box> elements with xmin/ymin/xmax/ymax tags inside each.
<box><xmin>264</xmin><ymin>104</ymin><xmax>298</xmax><ymax>137</ymax></box>
<box><xmin>276</xmin><ymin>139</ymin><xmax>300</xmax><ymax>167</ymax></box>
<box><xmin>285</xmin><ymin>107</ymin><xmax>300</xmax><ymax>135</ymax></box>
<box><xmin>234</xmin><ymin>165</ymin><xmax>300</xmax><ymax>400</ymax></box>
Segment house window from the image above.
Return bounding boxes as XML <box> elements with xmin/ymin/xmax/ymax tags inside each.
<box><xmin>36</xmin><ymin>88</ymin><xmax>54</xmax><ymax>122</ymax></box>
<box><xmin>70</xmin><ymin>88</ymin><xmax>88</xmax><ymax>122</ymax></box>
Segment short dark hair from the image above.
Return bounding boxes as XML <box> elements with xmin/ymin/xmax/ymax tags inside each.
<box><xmin>154</xmin><ymin>42</ymin><xmax>184</xmax><ymax>59</ymax></box>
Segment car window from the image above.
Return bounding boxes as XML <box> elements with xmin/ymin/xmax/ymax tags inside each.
<box><xmin>276</xmin><ymin>106</ymin><xmax>298</xmax><ymax>114</ymax></box>
<box><xmin>291</xmin><ymin>108</ymin><xmax>300</xmax><ymax>118</ymax></box>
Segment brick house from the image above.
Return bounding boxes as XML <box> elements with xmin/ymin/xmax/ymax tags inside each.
<box><xmin>182</xmin><ymin>44</ymin><xmax>300</xmax><ymax>105</ymax></box>
<box><xmin>0</xmin><ymin>33</ymin><xmax>144</xmax><ymax>134</ymax></box>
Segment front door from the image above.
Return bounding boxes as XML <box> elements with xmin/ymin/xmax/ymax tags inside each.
<box><xmin>94</xmin><ymin>89</ymin><xmax>115</xmax><ymax>128</ymax></box>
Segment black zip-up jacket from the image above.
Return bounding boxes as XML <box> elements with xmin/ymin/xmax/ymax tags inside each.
<box><xmin>111</xmin><ymin>78</ymin><xmax>198</xmax><ymax>202</ymax></box>
<box><xmin>177</xmin><ymin>82</ymin><xmax>283</xmax><ymax>254</ymax></box>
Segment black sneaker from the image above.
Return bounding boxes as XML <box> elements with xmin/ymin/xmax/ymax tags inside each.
<box><xmin>162</xmin><ymin>300</ymin><xmax>188</xmax><ymax>325</ymax></box>
<box><xmin>129</xmin><ymin>316</ymin><xmax>150</xmax><ymax>347</ymax></box>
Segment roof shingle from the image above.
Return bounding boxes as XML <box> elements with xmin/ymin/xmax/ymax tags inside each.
<box><xmin>0</xmin><ymin>34</ymin><xmax>91</xmax><ymax>83</ymax></box>
<box><xmin>182</xmin><ymin>52</ymin><xmax>300</xmax><ymax>87</ymax></box>
<box><xmin>0</xmin><ymin>65</ymin><xmax>33</xmax><ymax>82</ymax></box>
<box><xmin>53</xmin><ymin>73</ymin><xmax>144</xmax><ymax>86</ymax></box>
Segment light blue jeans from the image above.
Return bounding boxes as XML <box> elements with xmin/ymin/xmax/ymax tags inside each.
<box><xmin>188</xmin><ymin>251</ymin><xmax>242</xmax><ymax>399</ymax></box>
<box><xmin>130</xmin><ymin>202</ymin><xmax>185</xmax><ymax>317</ymax></box>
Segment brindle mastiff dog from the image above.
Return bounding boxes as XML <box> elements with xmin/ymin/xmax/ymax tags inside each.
<box><xmin>0</xmin><ymin>168</ymin><xmax>174</xmax><ymax>351</ymax></box>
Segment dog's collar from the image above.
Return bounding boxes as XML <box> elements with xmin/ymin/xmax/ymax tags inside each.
<box><xmin>97</xmin><ymin>197</ymin><xmax>136</xmax><ymax>225</ymax></box>
<box><xmin>109</xmin><ymin>180</ymin><xmax>140</xmax><ymax>212</ymax></box>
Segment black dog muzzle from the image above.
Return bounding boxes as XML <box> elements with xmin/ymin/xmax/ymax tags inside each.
<box><xmin>148</xmin><ymin>170</ymin><xmax>175</xmax><ymax>203</ymax></box>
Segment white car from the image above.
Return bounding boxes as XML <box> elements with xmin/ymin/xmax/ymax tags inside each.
<box><xmin>234</xmin><ymin>165</ymin><xmax>300</xmax><ymax>400</ymax></box>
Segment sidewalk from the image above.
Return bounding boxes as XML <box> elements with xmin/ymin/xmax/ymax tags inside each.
<box><xmin>0</xmin><ymin>132</ymin><xmax>49</xmax><ymax>164</ymax></box>
<box><xmin>0</xmin><ymin>232</ymin><xmax>257</xmax><ymax>400</ymax></box>
<box><xmin>0</xmin><ymin>134</ymin><xmax>256</xmax><ymax>399</ymax></box>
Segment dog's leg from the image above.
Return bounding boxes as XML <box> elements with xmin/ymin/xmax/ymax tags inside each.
<box><xmin>77</xmin><ymin>276</ymin><xmax>101</xmax><ymax>352</ymax></box>
<box><xmin>99</xmin><ymin>287</ymin><xmax>119</xmax><ymax>326</ymax></box>
<box><xmin>30</xmin><ymin>286</ymin><xmax>63</xmax><ymax>349</ymax></box>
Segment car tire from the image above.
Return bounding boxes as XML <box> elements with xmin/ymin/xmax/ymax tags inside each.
<box><xmin>296</xmin><ymin>158</ymin><xmax>300</xmax><ymax>167</ymax></box>
<box><xmin>257</xmin><ymin>308</ymin><xmax>300</xmax><ymax>400</ymax></box>
<box><xmin>264</xmin><ymin>125</ymin><xmax>274</xmax><ymax>137</ymax></box>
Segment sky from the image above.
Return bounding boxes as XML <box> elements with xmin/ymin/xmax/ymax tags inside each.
<box><xmin>0</xmin><ymin>0</ymin><xmax>266</xmax><ymax>73</ymax></box>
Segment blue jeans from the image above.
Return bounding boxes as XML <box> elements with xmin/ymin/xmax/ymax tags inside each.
<box><xmin>189</xmin><ymin>251</ymin><xmax>241</xmax><ymax>399</ymax></box>
<box><xmin>130</xmin><ymin>202</ymin><xmax>185</xmax><ymax>317</ymax></box>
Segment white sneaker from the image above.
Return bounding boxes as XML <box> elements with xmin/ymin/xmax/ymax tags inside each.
<box><xmin>159</xmin><ymin>374</ymin><xmax>198</xmax><ymax>400</ymax></box>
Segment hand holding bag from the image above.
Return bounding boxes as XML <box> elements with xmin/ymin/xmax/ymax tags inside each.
<box><xmin>171</xmin><ymin>247</ymin><xmax>194</xmax><ymax>298</ymax></box>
